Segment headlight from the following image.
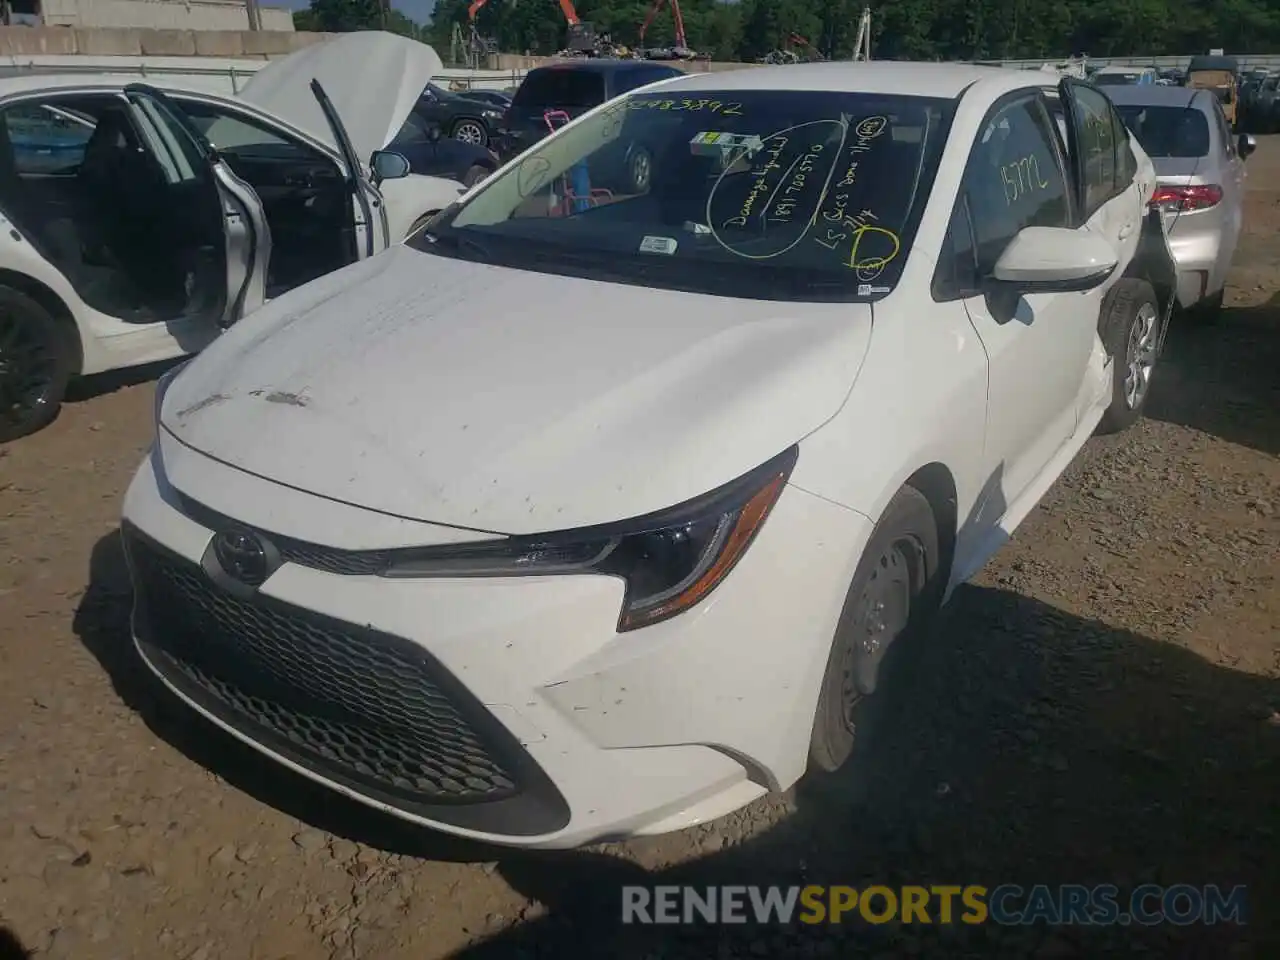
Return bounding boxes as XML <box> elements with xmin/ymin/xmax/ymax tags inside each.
<box><xmin>384</xmin><ymin>446</ymin><xmax>797</xmax><ymax>632</ymax></box>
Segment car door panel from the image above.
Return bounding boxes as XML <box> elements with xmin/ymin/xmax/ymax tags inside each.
<box><xmin>1059</xmin><ymin>79</ymin><xmax>1143</xmax><ymax>261</ymax></box>
<box><xmin>123</xmin><ymin>84</ymin><xmax>268</xmax><ymax>327</ymax></box>
<box><xmin>950</xmin><ymin>92</ymin><xmax>1099</xmax><ymax>527</ymax></box>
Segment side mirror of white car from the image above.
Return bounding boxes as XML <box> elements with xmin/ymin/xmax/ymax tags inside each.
<box><xmin>1238</xmin><ymin>133</ymin><xmax>1257</xmax><ymax>159</ymax></box>
<box><xmin>370</xmin><ymin>150</ymin><xmax>412</xmax><ymax>184</ymax></box>
<box><xmin>989</xmin><ymin>226</ymin><xmax>1118</xmax><ymax>294</ymax></box>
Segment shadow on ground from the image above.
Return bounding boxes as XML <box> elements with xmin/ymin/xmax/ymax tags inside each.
<box><xmin>444</xmin><ymin>589</ymin><xmax>1279</xmax><ymax>959</ymax></box>
<box><xmin>63</xmin><ymin>356</ymin><xmax>185</xmax><ymax>406</ymax></box>
<box><xmin>1147</xmin><ymin>297</ymin><xmax>1280</xmax><ymax>456</ymax></box>
<box><xmin>72</xmin><ymin>529</ymin><xmax>1279</xmax><ymax>957</ymax></box>
<box><xmin>72</xmin><ymin>531</ymin><xmax>503</xmax><ymax>865</ymax></box>
<box><xmin>0</xmin><ymin>927</ymin><xmax>31</xmax><ymax>960</ymax></box>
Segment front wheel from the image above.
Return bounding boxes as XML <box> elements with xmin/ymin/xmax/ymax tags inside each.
<box><xmin>808</xmin><ymin>485</ymin><xmax>941</xmax><ymax>775</ymax></box>
<box><xmin>451</xmin><ymin>119</ymin><xmax>488</xmax><ymax>148</ymax></box>
<box><xmin>1097</xmin><ymin>278</ymin><xmax>1162</xmax><ymax>435</ymax></box>
<box><xmin>0</xmin><ymin>284</ymin><xmax>76</xmax><ymax>443</ymax></box>
<box><xmin>625</xmin><ymin>146</ymin><xmax>653</xmax><ymax>194</ymax></box>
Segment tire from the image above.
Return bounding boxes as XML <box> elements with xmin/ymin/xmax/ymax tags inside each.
<box><xmin>0</xmin><ymin>284</ymin><xmax>76</xmax><ymax>443</ymax></box>
<box><xmin>1096</xmin><ymin>277</ymin><xmax>1162</xmax><ymax>436</ymax></box>
<box><xmin>625</xmin><ymin>146</ymin><xmax>653</xmax><ymax>194</ymax></box>
<box><xmin>462</xmin><ymin>164</ymin><xmax>491</xmax><ymax>188</ymax></box>
<box><xmin>451</xmin><ymin>119</ymin><xmax>488</xmax><ymax>149</ymax></box>
<box><xmin>1188</xmin><ymin>289</ymin><xmax>1224</xmax><ymax>326</ymax></box>
<box><xmin>808</xmin><ymin>485</ymin><xmax>942</xmax><ymax>775</ymax></box>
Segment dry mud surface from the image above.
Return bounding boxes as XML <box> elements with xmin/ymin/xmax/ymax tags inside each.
<box><xmin>1</xmin><ymin>140</ymin><xmax>1278</xmax><ymax>960</ymax></box>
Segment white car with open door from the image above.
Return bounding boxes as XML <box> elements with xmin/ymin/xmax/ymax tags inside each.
<box><xmin>121</xmin><ymin>63</ymin><xmax>1177</xmax><ymax>849</ymax></box>
<box><xmin>0</xmin><ymin>31</ymin><xmax>463</xmax><ymax>442</ymax></box>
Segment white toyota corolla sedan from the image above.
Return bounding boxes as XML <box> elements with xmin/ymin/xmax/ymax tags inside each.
<box><xmin>120</xmin><ymin>62</ymin><xmax>1176</xmax><ymax>849</ymax></box>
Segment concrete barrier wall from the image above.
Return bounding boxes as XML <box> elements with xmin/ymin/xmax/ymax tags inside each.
<box><xmin>0</xmin><ymin>26</ymin><xmax>334</xmax><ymax>60</ymax></box>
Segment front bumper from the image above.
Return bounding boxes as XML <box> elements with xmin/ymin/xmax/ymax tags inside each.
<box><xmin>121</xmin><ymin>435</ymin><xmax>871</xmax><ymax>849</ymax></box>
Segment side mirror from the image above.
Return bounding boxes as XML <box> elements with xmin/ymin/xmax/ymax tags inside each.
<box><xmin>989</xmin><ymin>226</ymin><xmax>1118</xmax><ymax>294</ymax></box>
<box><xmin>1238</xmin><ymin>132</ymin><xmax>1257</xmax><ymax>158</ymax></box>
<box><xmin>369</xmin><ymin>150</ymin><xmax>411</xmax><ymax>183</ymax></box>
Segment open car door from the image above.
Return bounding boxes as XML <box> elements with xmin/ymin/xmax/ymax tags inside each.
<box><xmin>122</xmin><ymin>83</ymin><xmax>270</xmax><ymax>328</ymax></box>
<box><xmin>1055</xmin><ymin>77</ymin><xmax>1144</xmax><ymax>267</ymax></box>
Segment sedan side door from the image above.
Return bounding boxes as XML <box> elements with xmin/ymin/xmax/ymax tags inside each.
<box><xmin>123</xmin><ymin>84</ymin><xmax>269</xmax><ymax>328</ymax></box>
<box><xmin>944</xmin><ymin>91</ymin><xmax>1105</xmax><ymax>528</ymax></box>
<box><xmin>1058</xmin><ymin>79</ymin><xmax>1145</xmax><ymax>268</ymax></box>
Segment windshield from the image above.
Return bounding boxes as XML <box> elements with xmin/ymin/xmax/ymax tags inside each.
<box><xmin>412</xmin><ymin>90</ymin><xmax>953</xmax><ymax>302</ymax></box>
<box><xmin>1115</xmin><ymin>105</ymin><xmax>1210</xmax><ymax>158</ymax></box>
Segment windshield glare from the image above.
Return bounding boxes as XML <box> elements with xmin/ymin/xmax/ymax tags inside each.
<box><xmin>415</xmin><ymin>90</ymin><xmax>953</xmax><ymax>301</ymax></box>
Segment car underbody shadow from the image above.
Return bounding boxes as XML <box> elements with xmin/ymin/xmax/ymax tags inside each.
<box><xmin>448</xmin><ymin>587</ymin><xmax>1277</xmax><ymax>958</ymax></box>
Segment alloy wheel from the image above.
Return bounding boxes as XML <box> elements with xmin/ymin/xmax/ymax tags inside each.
<box><xmin>0</xmin><ymin>307</ymin><xmax>60</xmax><ymax>434</ymax></box>
<box><xmin>1124</xmin><ymin>301</ymin><xmax>1159</xmax><ymax>409</ymax></box>
<box><xmin>453</xmin><ymin>121</ymin><xmax>487</xmax><ymax>146</ymax></box>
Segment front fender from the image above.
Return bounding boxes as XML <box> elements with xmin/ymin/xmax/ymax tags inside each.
<box><xmin>376</xmin><ymin>174</ymin><xmax>465</xmax><ymax>242</ymax></box>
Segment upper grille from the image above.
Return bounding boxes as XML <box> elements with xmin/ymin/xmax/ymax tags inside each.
<box><xmin>125</xmin><ymin>526</ymin><xmax>569</xmax><ymax>835</ymax></box>
<box><xmin>176</xmin><ymin>494</ymin><xmax>392</xmax><ymax>576</ymax></box>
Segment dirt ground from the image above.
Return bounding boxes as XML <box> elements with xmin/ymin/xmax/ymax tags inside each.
<box><xmin>2</xmin><ymin>140</ymin><xmax>1278</xmax><ymax>960</ymax></box>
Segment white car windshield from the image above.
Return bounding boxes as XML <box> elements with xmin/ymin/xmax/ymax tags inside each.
<box><xmin>411</xmin><ymin>89</ymin><xmax>955</xmax><ymax>302</ymax></box>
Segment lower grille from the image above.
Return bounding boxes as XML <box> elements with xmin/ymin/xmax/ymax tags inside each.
<box><xmin>124</xmin><ymin>525</ymin><xmax>569</xmax><ymax>836</ymax></box>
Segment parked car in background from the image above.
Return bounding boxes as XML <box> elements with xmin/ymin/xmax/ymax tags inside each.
<box><xmin>1107</xmin><ymin>84</ymin><xmax>1253</xmax><ymax>323</ymax></box>
<box><xmin>495</xmin><ymin>59</ymin><xmax>684</xmax><ymax>170</ymax></box>
<box><xmin>1093</xmin><ymin>65</ymin><xmax>1159</xmax><ymax>87</ymax></box>
<box><xmin>391</xmin><ymin>111</ymin><xmax>498</xmax><ymax>186</ymax></box>
<box><xmin>1247</xmin><ymin>73</ymin><xmax>1280</xmax><ymax>131</ymax></box>
<box><xmin>1159</xmin><ymin>68</ymin><xmax>1185</xmax><ymax>86</ymax></box>
<box><xmin>121</xmin><ymin>62</ymin><xmax>1176</xmax><ymax>850</ymax></box>
<box><xmin>1185</xmin><ymin>54</ymin><xmax>1240</xmax><ymax>128</ymax></box>
<box><xmin>412</xmin><ymin>82</ymin><xmax>504</xmax><ymax>148</ymax></box>
<box><xmin>0</xmin><ymin>31</ymin><xmax>464</xmax><ymax>442</ymax></box>
<box><xmin>455</xmin><ymin>88</ymin><xmax>513</xmax><ymax>111</ymax></box>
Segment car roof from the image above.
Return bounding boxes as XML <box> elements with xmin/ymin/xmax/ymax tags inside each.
<box><xmin>1103</xmin><ymin>84</ymin><xmax>1204</xmax><ymax>108</ymax></box>
<box><xmin>648</xmin><ymin>60</ymin><xmax>1049</xmax><ymax>100</ymax></box>
<box><xmin>0</xmin><ymin>71</ymin><xmax>210</xmax><ymax>98</ymax></box>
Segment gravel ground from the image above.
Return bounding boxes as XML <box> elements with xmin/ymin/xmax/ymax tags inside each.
<box><xmin>1</xmin><ymin>139</ymin><xmax>1278</xmax><ymax>960</ymax></box>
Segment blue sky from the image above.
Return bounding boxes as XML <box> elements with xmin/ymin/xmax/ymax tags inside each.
<box><xmin>273</xmin><ymin>1</ymin><xmax>438</xmax><ymax>24</ymax></box>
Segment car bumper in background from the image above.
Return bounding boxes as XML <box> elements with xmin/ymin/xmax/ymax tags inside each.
<box><xmin>120</xmin><ymin>434</ymin><xmax>870</xmax><ymax>849</ymax></box>
<box><xmin>1167</xmin><ymin>222</ymin><xmax>1226</xmax><ymax>308</ymax></box>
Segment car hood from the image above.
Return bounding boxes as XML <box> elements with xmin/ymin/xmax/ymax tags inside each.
<box><xmin>238</xmin><ymin>31</ymin><xmax>442</xmax><ymax>166</ymax></box>
<box><xmin>160</xmin><ymin>248</ymin><xmax>873</xmax><ymax>535</ymax></box>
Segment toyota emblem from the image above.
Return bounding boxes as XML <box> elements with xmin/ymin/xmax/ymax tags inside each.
<box><xmin>213</xmin><ymin>527</ymin><xmax>270</xmax><ymax>586</ymax></box>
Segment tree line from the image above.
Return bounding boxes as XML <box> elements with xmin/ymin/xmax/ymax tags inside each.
<box><xmin>294</xmin><ymin>0</ymin><xmax>1280</xmax><ymax>63</ymax></box>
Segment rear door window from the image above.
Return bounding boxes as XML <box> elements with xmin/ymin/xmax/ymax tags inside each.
<box><xmin>513</xmin><ymin>69</ymin><xmax>606</xmax><ymax>111</ymax></box>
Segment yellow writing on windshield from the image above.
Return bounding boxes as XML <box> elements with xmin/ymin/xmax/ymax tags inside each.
<box><xmin>630</xmin><ymin>98</ymin><xmax>744</xmax><ymax>116</ymax></box>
